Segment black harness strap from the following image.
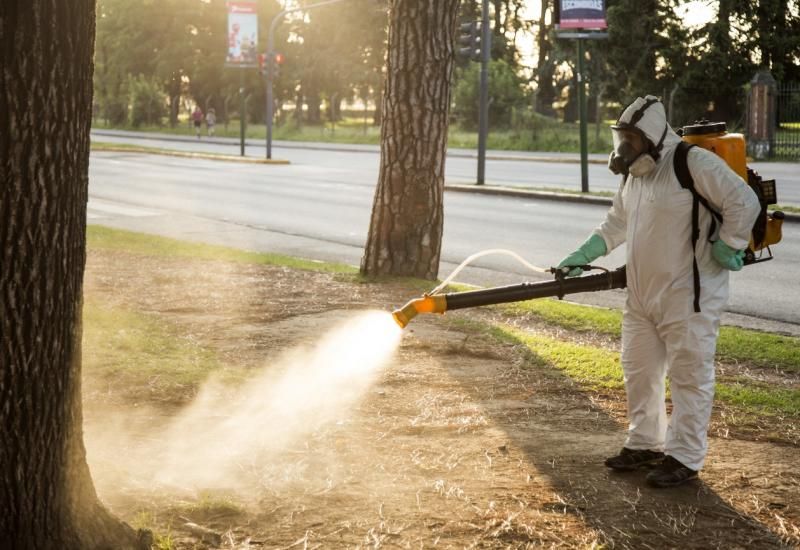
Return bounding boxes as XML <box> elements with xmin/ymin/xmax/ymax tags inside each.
<box><xmin>673</xmin><ymin>142</ymin><xmax>723</xmax><ymax>313</ymax></box>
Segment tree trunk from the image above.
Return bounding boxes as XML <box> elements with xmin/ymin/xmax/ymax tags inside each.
<box><xmin>294</xmin><ymin>90</ymin><xmax>304</xmax><ymax>124</ymax></box>
<box><xmin>360</xmin><ymin>0</ymin><xmax>460</xmax><ymax>280</ymax></box>
<box><xmin>594</xmin><ymin>84</ymin><xmax>605</xmax><ymax>143</ymax></box>
<box><xmin>0</xmin><ymin>3</ymin><xmax>146</xmax><ymax>548</ymax></box>
<box><xmin>534</xmin><ymin>0</ymin><xmax>556</xmax><ymax>117</ymax></box>
<box><xmin>307</xmin><ymin>90</ymin><xmax>322</xmax><ymax>124</ymax></box>
<box><xmin>168</xmin><ymin>80</ymin><xmax>181</xmax><ymax>128</ymax></box>
<box><xmin>372</xmin><ymin>78</ymin><xmax>384</xmax><ymax>126</ymax></box>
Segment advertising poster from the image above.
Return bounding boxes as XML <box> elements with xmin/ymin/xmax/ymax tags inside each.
<box><xmin>226</xmin><ymin>1</ymin><xmax>258</xmax><ymax>67</ymax></box>
<box><xmin>556</xmin><ymin>0</ymin><xmax>607</xmax><ymax>30</ymax></box>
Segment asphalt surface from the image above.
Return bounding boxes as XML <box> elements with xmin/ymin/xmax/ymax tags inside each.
<box><xmin>87</xmin><ymin>138</ymin><xmax>800</xmax><ymax>335</ymax></box>
<box><xmin>92</xmin><ymin>129</ymin><xmax>800</xmax><ymax>205</ymax></box>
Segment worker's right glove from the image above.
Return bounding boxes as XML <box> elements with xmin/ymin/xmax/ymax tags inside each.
<box><xmin>711</xmin><ymin>239</ymin><xmax>745</xmax><ymax>271</ymax></box>
<box><xmin>556</xmin><ymin>234</ymin><xmax>608</xmax><ymax>277</ymax></box>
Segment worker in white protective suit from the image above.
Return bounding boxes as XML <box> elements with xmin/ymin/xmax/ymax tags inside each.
<box><xmin>557</xmin><ymin>96</ymin><xmax>760</xmax><ymax>488</ymax></box>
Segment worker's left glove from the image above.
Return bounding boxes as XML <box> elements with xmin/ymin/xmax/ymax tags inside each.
<box><xmin>557</xmin><ymin>234</ymin><xmax>607</xmax><ymax>277</ymax></box>
<box><xmin>711</xmin><ymin>239</ymin><xmax>745</xmax><ymax>271</ymax></box>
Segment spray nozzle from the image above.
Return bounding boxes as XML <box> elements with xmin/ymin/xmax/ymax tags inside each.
<box><xmin>391</xmin><ymin>294</ymin><xmax>448</xmax><ymax>329</ymax></box>
<box><xmin>392</xmin><ymin>249</ymin><xmax>549</xmax><ymax>329</ymax></box>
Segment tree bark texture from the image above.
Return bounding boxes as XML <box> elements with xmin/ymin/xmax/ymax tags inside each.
<box><xmin>0</xmin><ymin>2</ymin><xmax>144</xmax><ymax>548</ymax></box>
<box><xmin>361</xmin><ymin>0</ymin><xmax>460</xmax><ymax>280</ymax></box>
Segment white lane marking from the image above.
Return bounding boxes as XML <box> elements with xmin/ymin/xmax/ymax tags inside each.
<box><xmin>87</xmin><ymin>198</ymin><xmax>161</xmax><ymax>219</ymax></box>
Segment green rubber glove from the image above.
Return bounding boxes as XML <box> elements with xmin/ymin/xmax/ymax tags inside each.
<box><xmin>557</xmin><ymin>234</ymin><xmax>608</xmax><ymax>277</ymax></box>
<box><xmin>712</xmin><ymin>239</ymin><xmax>745</xmax><ymax>271</ymax></box>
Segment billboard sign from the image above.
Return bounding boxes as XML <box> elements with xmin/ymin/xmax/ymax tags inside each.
<box><xmin>226</xmin><ymin>1</ymin><xmax>258</xmax><ymax>67</ymax></box>
<box><xmin>555</xmin><ymin>0</ymin><xmax>607</xmax><ymax>30</ymax></box>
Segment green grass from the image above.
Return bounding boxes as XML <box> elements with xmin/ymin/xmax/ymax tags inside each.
<box><xmin>90</xmin><ymin>141</ymin><xmax>288</xmax><ymax>164</ymax></box>
<box><xmin>774</xmin><ymin>204</ymin><xmax>800</xmax><ymax>214</ymax></box>
<box><xmin>490</xmin><ymin>323</ymin><xmax>624</xmax><ymax>390</ymax></box>
<box><xmin>91</xmin><ymin>141</ymin><xmax>228</xmax><ymax>157</ymax></box>
<box><xmin>717</xmin><ymin>327</ymin><xmax>800</xmax><ymax>373</ymax></box>
<box><xmin>87</xmin><ymin>225</ymin><xmax>358</xmax><ymax>275</ymax></box>
<box><xmin>500</xmin><ymin>297</ymin><xmax>800</xmax><ymax>373</ymax></box>
<box><xmin>482</xmin><ymin>321</ymin><xmax>800</xmax><ymax>418</ymax></box>
<box><xmin>716</xmin><ymin>381</ymin><xmax>800</xmax><ymax>416</ymax></box>
<box><xmin>83</xmin><ymin>225</ymin><xmax>798</xmax><ymax>418</ymax></box>
<box><xmin>82</xmin><ymin>299</ymin><xmax>221</xmax><ymax>402</ymax></box>
<box><xmin>91</xmin><ymin>141</ymin><xmax>167</xmax><ymax>152</ymax></box>
<box><xmin>505</xmin><ymin>298</ymin><xmax>623</xmax><ymax>337</ymax></box>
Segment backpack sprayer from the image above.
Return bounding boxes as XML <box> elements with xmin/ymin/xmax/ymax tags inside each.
<box><xmin>391</xmin><ymin>123</ymin><xmax>784</xmax><ymax>329</ymax></box>
<box><xmin>678</xmin><ymin>120</ymin><xmax>784</xmax><ymax>264</ymax></box>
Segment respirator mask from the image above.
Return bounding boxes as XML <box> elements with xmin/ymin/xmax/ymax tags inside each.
<box><xmin>608</xmin><ymin>131</ymin><xmax>657</xmax><ymax>177</ymax></box>
<box><xmin>608</xmin><ymin>98</ymin><xmax>668</xmax><ymax>178</ymax></box>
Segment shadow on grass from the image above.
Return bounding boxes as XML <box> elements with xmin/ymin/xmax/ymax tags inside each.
<box><xmin>440</xmin><ymin>318</ymin><xmax>791</xmax><ymax>549</ymax></box>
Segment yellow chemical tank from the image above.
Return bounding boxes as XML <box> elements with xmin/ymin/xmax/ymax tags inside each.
<box><xmin>679</xmin><ymin>119</ymin><xmax>784</xmax><ymax>264</ymax></box>
<box><xmin>680</xmin><ymin>121</ymin><xmax>747</xmax><ymax>181</ymax></box>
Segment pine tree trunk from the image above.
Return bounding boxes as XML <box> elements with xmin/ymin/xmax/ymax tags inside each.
<box><xmin>307</xmin><ymin>90</ymin><xmax>322</xmax><ymax>124</ymax></box>
<box><xmin>0</xmin><ymin>3</ymin><xmax>146</xmax><ymax>548</ymax></box>
<box><xmin>534</xmin><ymin>0</ymin><xmax>556</xmax><ymax>117</ymax></box>
<box><xmin>360</xmin><ymin>0</ymin><xmax>460</xmax><ymax>280</ymax></box>
<box><xmin>372</xmin><ymin>78</ymin><xmax>384</xmax><ymax>126</ymax></box>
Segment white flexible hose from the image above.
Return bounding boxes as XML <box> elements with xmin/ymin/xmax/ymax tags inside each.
<box><xmin>430</xmin><ymin>249</ymin><xmax>549</xmax><ymax>295</ymax></box>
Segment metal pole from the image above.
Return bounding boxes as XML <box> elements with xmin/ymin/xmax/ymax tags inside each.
<box><xmin>477</xmin><ymin>0</ymin><xmax>490</xmax><ymax>186</ymax></box>
<box><xmin>577</xmin><ymin>38</ymin><xmax>589</xmax><ymax>193</ymax></box>
<box><xmin>240</xmin><ymin>69</ymin><xmax>246</xmax><ymax>157</ymax></box>
<box><xmin>266</xmin><ymin>0</ymin><xmax>351</xmax><ymax>159</ymax></box>
<box><xmin>266</xmin><ymin>56</ymin><xmax>273</xmax><ymax>159</ymax></box>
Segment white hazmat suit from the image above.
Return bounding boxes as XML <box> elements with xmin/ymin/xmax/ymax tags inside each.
<box><xmin>593</xmin><ymin>97</ymin><xmax>760</xmax><ymax>471</ymax></box>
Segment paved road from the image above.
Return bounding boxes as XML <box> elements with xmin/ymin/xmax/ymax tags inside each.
<box><xmin>88</xmin><ymin>149</ymin><xmax>800</xmax><ymax>334</ymax></box>
<box><xmin>92</xmin><ymin>129</ymin><xmax>800</xmax><ymax>205</ymax></box>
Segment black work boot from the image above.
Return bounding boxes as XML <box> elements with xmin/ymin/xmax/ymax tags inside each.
<box><xmin>645</xmin><ymin>455</ymin><xmax>698</xmax><ymax>488</ymax></box>
<box><xmin>604</xmin><ymin>447</ymin><xmax>665</xmax><ymax>471</ymax></box>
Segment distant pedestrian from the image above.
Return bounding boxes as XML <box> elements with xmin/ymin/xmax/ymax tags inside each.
<box><xmin>206</xmin><ymin>108</ymin><xmax>216</xmax><ymax>137</ymax></box>
<box><xmin>192</xmin><ymin>106</ymin><xmax>204</xmax><ymax>138</ymax></box>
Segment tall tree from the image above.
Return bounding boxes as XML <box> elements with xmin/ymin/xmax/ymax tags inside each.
<box><xmin>670</xmin><ymin>0</ymin><xmax>754</xmax><ymax>125</ymax></box>
<box><xmin>534</xmin><ymin>0</ymin><xmax>556</xmax><ymax>116</ymax></box>
<box><xmin>1</xmin><ymin>2</ymin><xmax>145</xmax><ymax>548</ymax></box>
<box><xmin>361</xmin><ymin>0</ymin><xmax>460</xmax><ymax>279</ymax></box>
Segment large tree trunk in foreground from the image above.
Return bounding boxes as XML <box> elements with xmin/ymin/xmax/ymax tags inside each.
<box><xmin>360</xmin><ymin>0</ymin><xmax>460</xmax><ymax>280</ymax></box>
<box><xmin>0</xmin><ymin>3</ymin><xmax>145</xmax><ymax>548</ymax></box>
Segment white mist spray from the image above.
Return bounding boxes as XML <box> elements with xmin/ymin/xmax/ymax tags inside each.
<box><xmin>147</xmin><ymin>310</ymin><xmax>403</xmax><ymax>491</ymax></box>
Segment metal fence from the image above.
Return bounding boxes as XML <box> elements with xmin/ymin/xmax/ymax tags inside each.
<box><xmin>773</xmin><ymin>82</ymin><xmax>800</xmax><ymax>160</ymax></box>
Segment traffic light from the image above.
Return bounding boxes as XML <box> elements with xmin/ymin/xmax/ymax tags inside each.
<box><xmin>258</xmin><ymin>53</ymin><xmax>267</xmax><ymax>76</ymax></box>
<box><xmin>457</xmin><ymin>20</ymin><xmax>480</xmax><ymax>62</ymax></box>
<box><xmin>271</xmin><ymin>52</ymin><xmax>284</xmax><ymax>80</ymax></box>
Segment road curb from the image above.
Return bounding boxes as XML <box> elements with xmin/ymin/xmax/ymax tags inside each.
<box><xmin>444</xmin><ymin>183</ymin><xmax>800</xmax><ymax>222</ymax></box>
<box><xmin>91</xmin><ymin>144</ymin><xmax>290</xmax><ymax>165</ymax></box>
<box><xmin>447</xmin><ymin>152</ymin><xmax>608</xmax><ymax>164</ymax></box>
<box><xmin>445</xmin><ymin>184</ymin><xmax>615</xmax><ymax>206</ymax></box>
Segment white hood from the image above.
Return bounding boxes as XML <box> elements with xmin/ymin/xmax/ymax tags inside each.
<box><xmin>616</xmin><ymin>95</ymin><xmax>682</xmax><ymax>153</ymax></box>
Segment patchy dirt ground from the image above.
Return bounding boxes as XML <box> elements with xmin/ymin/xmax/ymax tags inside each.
<box><xmin>82</xmin><ymin>249</ymin><xmax>800</xmax><ymax>549</ymax></box>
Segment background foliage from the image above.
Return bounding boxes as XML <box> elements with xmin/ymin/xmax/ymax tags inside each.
<box><xmin>93</xmin><ymin>0</ymin><xmax>800</xmax><ymax>134</ymax></box>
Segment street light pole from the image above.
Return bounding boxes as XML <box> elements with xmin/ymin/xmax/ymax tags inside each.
<box><xmin>266</xmin><ymin>0</ymin><xmax>352</xmax><ymax>159</ymax></box>
<box><xmin>577</xmin><ymin>37</ymin><xmax>588</xmax><ymax>193</ymax></box>
<box><xmin>240</xmin><ymin>69</ymin><xmax>246</xmax><ymax>157</ymax></box>
<box><xmin>476</xmin><ymin>0</ymin><xmax>490</xmax><ymax>186</ymax></box>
